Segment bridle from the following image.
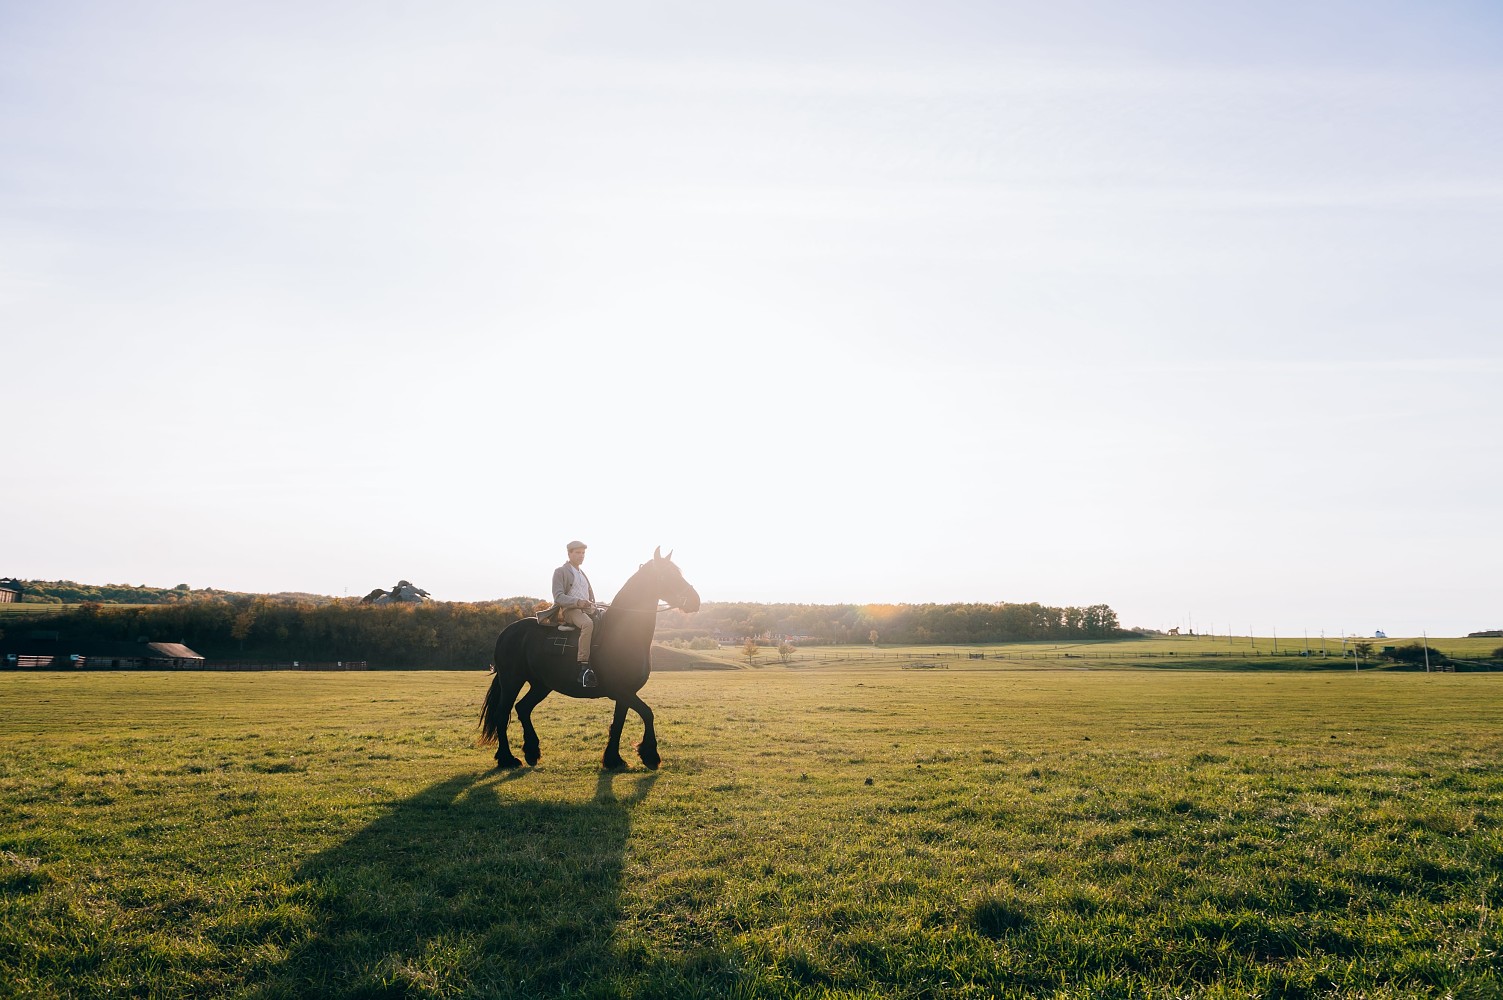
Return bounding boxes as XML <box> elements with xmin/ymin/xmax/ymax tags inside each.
<box><xmin>601</xmin><ymin>557</ymin><xmax>695</xmax><ymax>616</ymax></box>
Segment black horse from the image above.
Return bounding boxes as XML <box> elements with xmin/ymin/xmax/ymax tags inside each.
<box><xmin>479</xmin><ymin>548</ymin><xmax>701</xmax><ymax>770</ymax></box>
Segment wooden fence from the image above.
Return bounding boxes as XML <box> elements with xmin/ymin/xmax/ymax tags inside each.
<box><xmin>200</xmin><ymin>661</ymin><xmax>370</xmax><ymax>671</ymax></box>
<box><xmin>801</xmin><ymin>649</ymin><xmax>1403</xmax><ymax>662</ymax></box>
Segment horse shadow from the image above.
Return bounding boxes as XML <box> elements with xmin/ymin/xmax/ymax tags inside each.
<box><xmin>250</xmin><ymin>769</ymin><xmax>657</xmax><ymax>999</ymax></box>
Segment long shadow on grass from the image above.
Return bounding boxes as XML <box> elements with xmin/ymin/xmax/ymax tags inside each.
<box><xmin>252</xmin><ymin>769</ymin><xmax>657</xmax><ymax>999</ymax></box>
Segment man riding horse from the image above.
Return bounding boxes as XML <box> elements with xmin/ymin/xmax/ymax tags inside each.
<box><xmin>552</xmin><ymin>540</ymin><xmax>598</xmax><ymax>688</ymax></box>
<box><xmin>481</xmin><ymin>546</ymin><xmax>701</xmax><ymax>770</ymax></box>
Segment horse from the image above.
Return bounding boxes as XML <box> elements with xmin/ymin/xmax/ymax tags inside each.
<box><xmin>479</xmin><ymin>547</ymin><xmax>701</xmax><ymax>771</ymax></box>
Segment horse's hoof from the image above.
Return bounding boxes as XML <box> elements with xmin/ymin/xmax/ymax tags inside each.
<box><xmin>524</xmin><ymin>751</ymin><xmax>541</xmax><ymax>767</ymax></box>
<box><xmin>496</xmin><ymin>755</ymin><xmax>524</xmax><ymax>770</ymax></box>
<box><xmin>635</xmin><ymin>743</ymin><xmax>661</xmax><ymax>771</ymax></box>
<box><xmin>602</xmin><ymin>755</ymin><xmax>629</xmax><ymax>772</ymax></box>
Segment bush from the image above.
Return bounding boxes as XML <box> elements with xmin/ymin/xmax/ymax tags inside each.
<box><xmin>1493</xmin><ymin>646</ymin><xmax>1503</xmax><ymax>660</ymax></box>
<box><xmin>689</xmin><ymin>636</ymin><xmax>720</xmax><ymax>650</ymax></box>
<box><xmin>1381</xmin><ymin>643</ymin><xmax>1449</xmax><ymax>666</ymax></box>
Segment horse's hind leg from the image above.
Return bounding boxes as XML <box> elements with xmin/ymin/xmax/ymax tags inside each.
<box><xmin>624</xmin><ymin>693</ymin><xmax>660</xmax><ymax>770</ymax></box>
<box><xmin>603</xmin><ymin>700</ymin><xmax>630</xmax><ymax>771</ymax></box>
<box><xmin>490</xmin><ymin>674</ymin><xmax>526</xmax><ymax>769</ymax></box>
<box><xmin>515</xmin><ymin>683</ymin><xmax>552</xmax><ymax>766</ymax></box>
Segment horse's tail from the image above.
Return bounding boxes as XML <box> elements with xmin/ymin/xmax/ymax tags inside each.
<box><xmin>478</xmin><ymin>620</ymin><xmax>526</xmax><ymax>746</ymax></box>
<box><xmin>478</xmin><ymin>671</ymin><xmax>502</xmax><ymax>746</ymax></box>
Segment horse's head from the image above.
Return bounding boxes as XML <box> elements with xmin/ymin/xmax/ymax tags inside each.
<box><xmin>647</xmin><ymin>546</ymin><xmax>701</xmax><ymax>613</ymax></box>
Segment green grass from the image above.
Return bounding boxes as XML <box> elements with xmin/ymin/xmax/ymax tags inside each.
<box><xmin>717</xmin><ymin>635</ymin><xmax>1501</xmax><ymax>671</ymax></box>
<box><xmin>2</xmin><ymin>668</ymin><xmax>1500</xmax><ymax>998</ymax></box>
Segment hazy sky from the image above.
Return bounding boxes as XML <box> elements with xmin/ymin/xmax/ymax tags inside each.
<box><xmin>3</xmin><ymin>1</ymin><xmax>1500</xmax><ymax>636</ymax></box>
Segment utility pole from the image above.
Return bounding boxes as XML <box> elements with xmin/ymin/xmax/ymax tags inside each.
<box><xmin>1423</xmin><ymin>631</ymin><xmax>1431</xmax><ymax>673</ymax></box>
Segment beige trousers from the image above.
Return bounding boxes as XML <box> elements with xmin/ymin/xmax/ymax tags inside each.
<box><xmin>562</xmin><ymin>608</ymin><xmax>594</xmax><ymax>664</ymax></box>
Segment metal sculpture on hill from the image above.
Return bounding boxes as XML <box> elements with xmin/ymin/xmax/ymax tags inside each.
<box><xmin>479</xmin><ymin>547</ymin><xmax>701</xmax><ymax>770</ymax></box>
<box><xmin>361</xmin><ymin>580</ymin><xmax>433</xmax><ymax>604</ymax></box>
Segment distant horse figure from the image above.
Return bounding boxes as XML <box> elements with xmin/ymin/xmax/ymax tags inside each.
<box><xmin>1167</xmin><ymin>627</ymin><xmax>1180</xmax><ymax>636</ymax></box>
<box><xmin>479</xmin><ymin>548</ymin><xmax>701</xmax><ymax>770</ymax></box>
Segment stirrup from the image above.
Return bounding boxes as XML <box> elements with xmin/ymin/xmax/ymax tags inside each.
<box><xmin>579</xmin><ymin>665</ymin><xmax>597</xmax><ymax>688</ymax></box>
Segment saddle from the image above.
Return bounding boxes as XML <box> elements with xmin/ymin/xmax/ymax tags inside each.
<box><xmin>533</xmin><ymin>602</ymin><xmax>576</xmax><ymax>629</ymax></box>
<box><xmin>533</xmin><ymin>601</ymin><xmax>607</xmax><ymax>630</ymax></box>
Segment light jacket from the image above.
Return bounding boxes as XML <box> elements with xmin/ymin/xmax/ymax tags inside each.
<box><xmin>551</xmin><ymin>563</ymin><xmax>595</xmax><ymax>609</ymax></box>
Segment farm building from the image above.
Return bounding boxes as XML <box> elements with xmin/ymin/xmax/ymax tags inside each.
<box><xmin>0</xmin><ymin>578</ymin><xmax>20</xmax><ymax>603</ymax></box>
<box><xmin>0</xmin><ymin>637</ymin><xmax>205</xmax><ymax>670</ymax></box>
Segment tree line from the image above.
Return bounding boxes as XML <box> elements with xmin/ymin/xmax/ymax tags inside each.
<box><xmin>7</xmin><ymin>591</ymin><xmax>1125</xmax><ymax>668</ymax></box>
<box><xmin>9</xmin><ymin>599</ymin><xmax>535</xmax><ymax>669</ymax></box>
<box><xmin>657</xmin><ymin>600</ymin><xmax>1123</xmax><ymax>644</ymax></box>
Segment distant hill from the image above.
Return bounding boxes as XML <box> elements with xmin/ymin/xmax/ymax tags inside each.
<box><xmin>11</xmin><ymin>580</ymin><xmax>1127</xmax><ymax>647</ymax></box>
<box><xmin>13</xmin><ymin>579</ymin><xmax>340</xmax><ymax>607</ymax></box>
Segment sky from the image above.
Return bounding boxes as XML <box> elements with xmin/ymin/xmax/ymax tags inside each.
<box><xmin>2</xmin><ymin>1</ymin><xmax>1500</xmax><ymax>636</ymax></box>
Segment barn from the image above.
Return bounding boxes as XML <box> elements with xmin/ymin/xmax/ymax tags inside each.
<box><xmin>0</xmin><ymin>637</ymin><xmax>206</xmax><ymax>670</ymax></box>
<box><xmin>0</xmin><ymin>579</ymin><xmax>20</xmax><ymax>603</ymax></box>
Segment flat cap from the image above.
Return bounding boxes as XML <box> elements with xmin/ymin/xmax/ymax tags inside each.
<box><xmin>566</xmin><ymin>540</ymin><xmax>587</xmax><ymax>551</ymax></box>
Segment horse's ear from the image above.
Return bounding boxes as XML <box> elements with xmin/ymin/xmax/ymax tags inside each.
<box><xmin>653</xmin><ymin>546</ymin><xmax>662</xmax><ymax>560</ymax></box>
<box><xmin>666</xmin><ymin>549</ymin><xmax>674</xmax><ymax>561</ymax></box>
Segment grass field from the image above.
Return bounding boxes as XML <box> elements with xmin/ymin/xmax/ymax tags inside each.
<box><xmin>704</xmin><ymin>635</ymin><xmax>1503</xmax><ymax>671</ymax></box>
<box><xmin>2</xmin><ymin>666</ymin><xmax>1500</xmax><ymax>998</ymax></box>
<box><xmin>0</xmin><ymin>603</ymin><xmax>80</xmax><ymax>616</ymax></box>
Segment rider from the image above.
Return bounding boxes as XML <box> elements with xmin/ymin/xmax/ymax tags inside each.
<box><xmin>552</xmin><ymin>540</ymin><xmax>598</xmax><ymax>688</ymax></box>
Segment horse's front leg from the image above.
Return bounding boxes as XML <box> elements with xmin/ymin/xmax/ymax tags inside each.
<box><xmin>515</xmin><ymin>683</ymin><xmax>552</xmax><ymax>766</ymax></box>
<box><xmin>602</xmin><ymin>699</ymin><xmax>630</xmax><ymax>771</ymax></box>
<box><xmin>624</xmin><ymin>692</ymin><xmax>659</xmax><ymax>770</ymax></box>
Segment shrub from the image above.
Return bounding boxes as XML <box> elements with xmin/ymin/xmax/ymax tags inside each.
<box><xmin>1381</xmin><ymin>643</ymin><xmax>1449</xmax><ymax>666</ymax></box>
